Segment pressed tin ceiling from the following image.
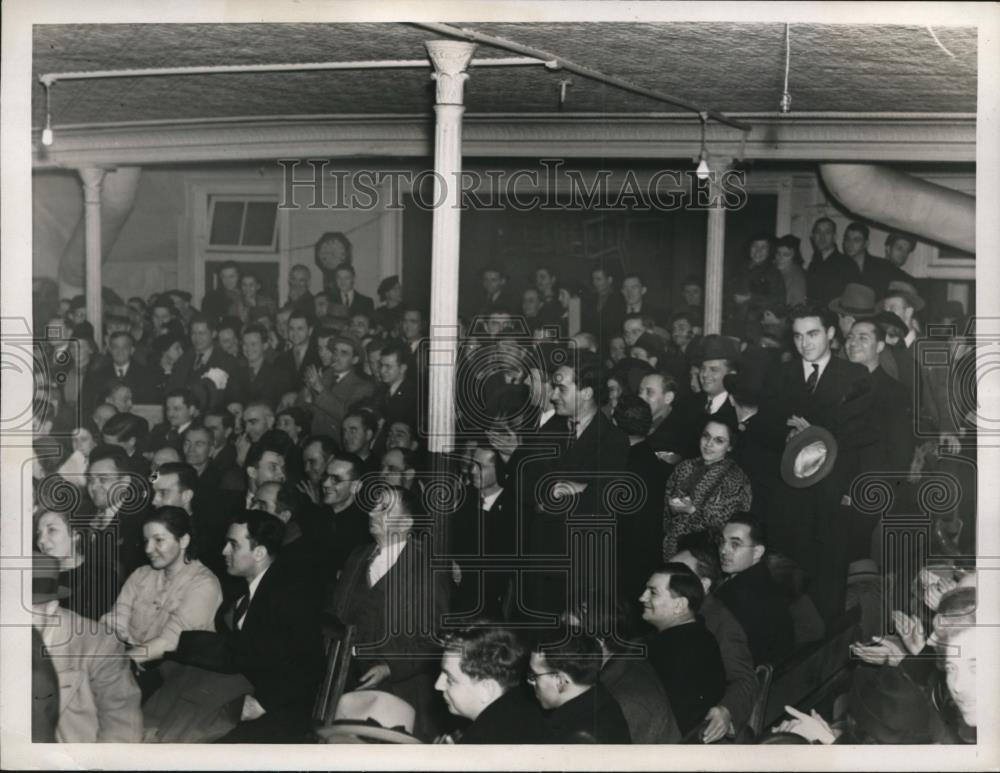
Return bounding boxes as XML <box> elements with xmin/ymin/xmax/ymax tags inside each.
<box><xmin>32</xmin><ymin>22</ymin><xmax>977</xmax><ymax>128</ymax></box>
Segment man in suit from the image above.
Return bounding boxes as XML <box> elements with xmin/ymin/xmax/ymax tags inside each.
<box><xmin>673</xmin><ymin>334</ymin><xmax>739</xmax><ymax>452</ymax></box>
<box><xmin>313</xmin><ymin>453</ymin><xmax>373</xmax><ymax>585</ymax></box>
<box><xmin>671</xmin><ymin>536</ymin><xmax>757</xmax><ymax>744</ymax></box>
<box><xmin>581</xmin><ymin>264</ymin><xmax>626</xmax><ymax>347</ymax></box>
<box><xmin>620</xmin><ymin>272</ymin><xmax>667</xmax><ymax>326</ymax></box>
<box><xmin>639</xmin><ymin>563</ymin><xmax>726</xmax><ymax>736</ymax></box>
<box><xmin>841</xmin><ymin>221</ymin><xmax>909</xmax><ymax>300</ymax></box>
<box><xmin>806</xmin><ymin>217</ymin><xmax>853</xmax><ymax>306</ymax></box>
<box><xmin>377</xmin><ymin>340</ymin><xmax>419</xmax><ymax>430</ymax></box>
<box><xmin>92</xmin><ymin>331</ymin><xmax>156</xmax><ymax>406</ymax></box>
<box><xmin>762</xmin><ymin>301</ymin><xmax>877</xmax><ymax>623</ymax></box>
<box><xmin>101</xmin><ymin>411</ymin><xmax>151</xmax><ymax>479</ymax></box>
<box><xmin>844</xmin><ymin>319</ymin><xmax>915</xmax><ymax>559</ymax></box>
<box><xmin>272</xmin><ymin>310</ymin><xmax>321</xmax><ymax>394</ymax></box>
<box><xmin>232</xmin><ymin>323</ymin><xmax>294</xmax><ymax>407</ymax></box>
<box><xmin>286</xmin><ymin>264</ymin><xmax>314</xmax><ymax>316</ymax></box>
<box><xmin>214</xmin><ymin>510</ymin><xmax>325</xmax><ymax>743</ymax></box>
<box><xmin>434</xmin><ymin>625</ymin><xmax>545</xmax><ymax>744</ymax></box>
<box><xmin>526</xmin><ymin>354</ymin><xmax>629</xmax><ymax>614</ymax></box>
<box><xmin>715</xmin><ymin>514</ymin><xmax>795</xmax><ymax>667</ymax></box>
<box><xmin>331</xmin><ymin>262</ymin><xmax>375</xmax><ymax>316</ymax></box>
<box><xmin>640</xmin><ymin>372</ymin><xmax>694</xmax><ymax>470</ymax></box>
<box><xmin>85</xmin><ymin>445</ymin><xmax>150</xmax><ymax>577</ymax></box>
<box><xmin>148</xmin><ymin>387</ymin><xmax>199</xmax><ymax>455</ymax></box>
<box><xmin>328</xmin><ymin>485</ymin><xmax>451</xmax><ymax>741</ymax></box>
<box><xmin>204</xmin><ymin>408</ymin><xmax>238</xmax><ymax>472</ymax></box>
<box><xmin>307</xmin><ymin>335</ymin><xmax>376</xmax><ymax>443</ymax></box>
<box><xmin>202</xmin><ymin>260</ymin><xmax>241</xmax><ymax>324</ymax></box>
<box><xmin>476</xmin><ymin>265</ymin><xmax>516</xmax><ymax>318</ymax></box>
<box><xmin>529</xmin><ymin>629</ymin><xmax>631</xmax><ymax>743</ymax></box>
<box><xmin>167</xmin><ymin>313</ymin><xmax>241</xmax><ymax>406</ymax></box>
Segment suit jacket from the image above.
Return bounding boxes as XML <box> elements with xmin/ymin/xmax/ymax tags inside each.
<box><xmin>91</xmin><ymin>359</ymin><xmax>157</xmax><ymax>406</ymax></box>
<box><xmin>379</xmin><ymin>377</ymin><xmax>420</xmax><ymax>430</ymax></box>
<box><xmin>457</xmin><ymin>684</ymin><xmax>546</xmax><ymax>744</ymax></box>
<box><xmin>623</xmin><ymin>300</ymin><xmax>668</xmax><ymax>326</ymax></box>
<box><xmin>213</xmin><ymin>563</ymin><xmax>324</xmax><ymax>713</ymax></box>
<box><xmin>310</xmin><ymin>370</ymin><xmax>377</xmax><ymax>443</ymax></box>
<box><xmin>865</xmin><ymin>366</ymin><xmax>915</xmax><ymax>472</ymax></box>
<box><xmin>231</xmin><ymin>359</ymin><xmax>295</xmax><ymax>408</ymax></box>
<box><xmin>644</xmin><ymin>619</ymin><xmax>726</xmax><ymax>735</ymax></box>
<box><xmin>540</xmin><ymin>682</ymin><xmax>631</xmax><ymax>744</ymax></box>
<box><xmin>600</xmin><ymin>654</ymin><xmax>682</xmax><ymax>743</ymax></box>
<box><xmin>328</xmin><ymin>535</ymin><xmax>450</xmax><ymax>738</ymax></box>
<box><xmin>806</xmin><ymin>249</ymin><xmax>853</xmax><ymax>306</ymax></box>
<box><xmin>335</xmin><ymin>291</ymin><xmax>375</xmax><ymax>317</ymax></box>
<box><xmin>715</xmin><ymin>560</ymin><xmax>795</xmax><ymax>666</ymax></box>
<box><xmin>273</xmin><ymin>343</ymin><xmax>322</xmax><ymax>393</ymax></box>
<box><xmin>39</xmin><ymin>608</ymin><xmax>143</xmax><ymax>742</ymax></box>
<box><xmin>843</xmin><ymin>252</ymin><xmax>908</xmax><ymax>299</ymax></box>
<box><xmin>581</xmin><ymin>291</ymin><xmax>626</xmax><ymax>345</ymax></box>
<box><xmin>700</xmin><ymin>594</ymin><xmax>757</xmax><ymax>734</ymax></box>
<box><xmin>647</xmin><ymin>407</ymin><xmax>698</xmax><ymax>463</ymax></box>
<box><xmin>168</xmin><ymin>346</ymin><xmax>241</xmax><ymax>405</ymax></box>
<box><xmin>620</xmin><ymin>440</ymin><xmax>669</xmax><ymax>600</ymax></box>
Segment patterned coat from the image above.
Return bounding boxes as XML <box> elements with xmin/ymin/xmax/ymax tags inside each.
<box><xmin>662</xmin><ymin>457</ymin><xmax>752</xmax><ymax>559</ymax></box>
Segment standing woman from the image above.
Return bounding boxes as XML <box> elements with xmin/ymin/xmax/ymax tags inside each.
<box><xmin>662</xmin><ymin>416</ymin><xmax>752</xmax><ymax>559</ymax></box>
<box><xmin>104</xmin><ymin>506</ymin><xmax>222</xmax><ymax>699</ymax></box>
<box><xmin>374</xmin><ymin>275</ymin><xmax>404</xmax><ymax>338</ymax></box>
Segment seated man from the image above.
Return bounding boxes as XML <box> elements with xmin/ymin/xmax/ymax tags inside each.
<box><xmin>328</xmin><ymin>485</ymin><xmax>450</xmax><ymax>741</ymax></box>
<box><xmin>31</xmin><ymin>554</ymin><xmax>143</xmax><ymax>742</ymax></box>
<box><xmin>434</xmin><ymin>626</ymin><xmax>545</xmax><ymax>743</ymax></box>
<box><xmin>528</xmin><ymin>627</ymin><xmax>631</xmax><ymax>743</ymax></box>
<box><xmin>213</xmin><ymin>511</ymin><xmax>325</xmax><ymax>743</ymax></box>
<box><xmin>715</xmin><ymin>514</ymin><xmax>795</xmax><ymax>667</ymax></box>
<box><xmin>640</xmin><ymin>563</ymin><xmax>726</xmax><ymax>735</ymax></box>
<box><xmin>672</xmin><ymin>533</ymin><xmax>757</xmax><ymax>743</ymax></box>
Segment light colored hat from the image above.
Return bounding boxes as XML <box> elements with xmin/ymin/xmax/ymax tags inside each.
<box><xmin>318</xmin><ymin>690</ymin><xmax>420</xmax><ymax>744</ymax></box>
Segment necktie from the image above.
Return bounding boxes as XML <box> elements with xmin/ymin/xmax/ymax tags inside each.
<box><xmin>116</xmin><ymin>366</ymin><xmax>125</xmax><ymax>378</ymax></box>
<box><xmin>342</xmin><ymin>293</ymin><xmax>350</xmax><ymax>308</ymax></box>
<box><xmin>806</xmin><ymin>363</ymin><xmax>820</xmax><ymax>394</ymax></box>
<box><xmin>234</xmin><ymin>593</ymin><xmax>250</xmax><ymax>630</ymax></box>
<box><xmin>565</xmin><ymin>419</ymin><xmax>577</xmax><ymax>452</ymax></box>
<box><xmin>705</xmin><ymin>396</ymin><xmax>714</xmax><ymax>414</ymax></box>
<box><xmin>194</xmin><ymin>353</ymin><xmax>205</xmax><ymax>371</ymax></box>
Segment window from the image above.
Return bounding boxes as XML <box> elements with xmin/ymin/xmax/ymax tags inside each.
<box><xmin>208</xmin><ymin>196</ymin><xmax>279</xmax><ymax>251</ymax></box>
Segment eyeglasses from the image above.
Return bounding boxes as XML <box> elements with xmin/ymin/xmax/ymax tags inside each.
<box><xmin>525</xmin><ymin>670</ymin><xmax>559</xmax><ymax>685</ymax></box>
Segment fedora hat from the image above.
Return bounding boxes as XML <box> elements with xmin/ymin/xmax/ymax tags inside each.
<box><xmin>32</xmin><ymin>553</ymin><xmax>70</xmax><ymax>605</ymax></box>
<box><xmin>848</xmin><ymin>665</ymin><xmax>933</xmax><ymax>743</ymax></box>
<box><xmin>780</xmin><ymin>425</ymin><xmax>838</xmax><ymax>488</ymax></box>
<box><xmin>829</xmin><ymin>283</ymin><xmax>877</xmax><ymax>317</ymax></box>
<box><xmin>697</xmin><ymin>334</ymin><xmax>740</xmax><ymax>365</ymax></box>
<box><xmin>883</xmin><ymin>280</ymin><xmax>925</xmax><ymax>312</ymax></box>
<box><xmin>319</xmin><ymin>690</ymin><xmax>420</xmax><ymax>744</ymax></box>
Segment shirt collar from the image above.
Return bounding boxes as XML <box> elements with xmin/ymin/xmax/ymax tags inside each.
<box><xmin>247</xmin><ymin>564</ymin><xmax>269</xmax><ymax>601</ymax></box>
<box><xmin>904</xmin><ymin>329</ymin><xmax>917</xmax><ymax>348</ymax></box>
<box><xmin>481</xmin><ymin>487</ymin><xmax>503</xmax><ymax>512</ymax></box>
<box><xmin>707</xmin><ymin>391</ymin><xmax>729</xmax><ymax>414</ymax></box>
<box><xmin>571</xmin><ymin>408</ymin><xmax>598</xmax><ymax>438</ymax></box>
<box><xmin>802</xmin><ymin>350</ymin><xmax>832</xmax><ymax>381</ymax></box>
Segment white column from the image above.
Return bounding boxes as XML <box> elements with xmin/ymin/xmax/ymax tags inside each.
<box><xmin>703</xmin><ymin>162</ymin><xmax>730</xmax><ymax>335</ymax></box>
<box><xmin>79</xmin><ymin>167</ymin><xmax>106</xmax><ymax>346</ymax></box>
<box><xmin>425</xmin><ymin>41</ymin><xmax>476</xmax><ymax>454</ymax></box>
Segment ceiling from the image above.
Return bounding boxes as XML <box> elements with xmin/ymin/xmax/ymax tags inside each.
<box><xmin>32</xmin><ymin>22</ymin><xmax>978</xmax><ymax>129</ymax></box>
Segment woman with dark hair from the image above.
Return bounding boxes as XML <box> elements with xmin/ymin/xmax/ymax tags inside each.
<box><xmin>149</xmin><ymin>332</ymin><xmax>188</xmax><ymax>404</ymax></box>
<box><xmin>774</xmin><ymin>234</ymin><xmax>807</xmax><ymax>306</ymax></box>
<box><xmin>662</xmin><ymin>416</ymin><xmax>752</xmax><ymax>559</ymax></box>
<box><xmin>61</xmin><ymin>335</ymin><xmax>100</xmax><ymax>411</ymax></box>
<box><xmin>374</xmin><ymin>274</ymin><xmax>404</xmax><ymax>336</ymax></box>
<box><xmin>726</xmin><ymin>234</ymin><xmax>785</xmax><ymax>336</ymax></box>
<box><xmin>35</xmin><ymin>508</ymin><xmax>120</xmax><ymax>621</ymax></box>
<box><xmin>104</xmin><ymin>506</ymin><xmax>222</xmax><ymax>677</ymax></box>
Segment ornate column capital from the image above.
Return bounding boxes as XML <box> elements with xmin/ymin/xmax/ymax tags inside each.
<box><xmin>425</xmin><ymin>41</ymin><xmax>476</xmax><ymax>105</ymax></box>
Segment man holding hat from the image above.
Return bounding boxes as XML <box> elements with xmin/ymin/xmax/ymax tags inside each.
<box><xmin>306</xmin><ymin>333</ymin><xmax>375</xmax><ymax>443</ymax></box>
<box><xmin>31</xmin><ymin>553</ymin><xmax>143</xmax><ymax>742</ymax></box>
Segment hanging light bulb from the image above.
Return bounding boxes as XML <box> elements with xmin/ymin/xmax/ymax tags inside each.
<box><xmin>695</xmin><ymin>111</ymin><xmax>710</xmax><ymax>180</ymax></box>
<box><xmin>41</xmin><ymin>81</ymin><xmax>54</xmax><ymax>146</ymax></box>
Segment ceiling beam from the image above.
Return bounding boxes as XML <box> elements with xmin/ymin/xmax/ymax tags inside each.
<box><xmin>32</xmin><ymin>114</ymin><xmax>975</xmax><ymax>169</ymax></box>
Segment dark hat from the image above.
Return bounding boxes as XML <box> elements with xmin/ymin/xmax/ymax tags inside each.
<box><xmin>613</xmin><ymin>393</ymin><xmax>653</xmax><ymax>436</ymax></box>
<box><xmin>872</xmin><ymin>310</ymin><xmax>909</xmax><ymax>335</ymax></box>
<box><xmin>697</xmin><ymin>334</ymin><xmax>741</xmax><ymax>364</ymax></box>
<box><xmin>331</xmin><ymin>334</ymin><xmax>363</xmax><ymax>359</ymax></box>
<box><xmin>631</xmin><ymin>332</ymin><xmax>664</xmax><ymax>361</ymax></box>
<box><xmin>883</xmin><ymin>280</ymin><xmax>925</xmax><ymax>312</ymax></box>
<box><xmin>723</xmin><ymin>370</ymin><xmax>761</xmax><ymax>407</ymax></box>
<box><xmin>848</xmin><ymin>665</ymin><xmax>933</xmax><ymax>743</ymax></box>
<box><xmin>32</xmin><ymin>553</ymin><xmax>70</xmax><ymax>604</ymax></box>
<box><xmin>610</xmin><ymin>357</ymin><xmax>656</xmax><ymax>395</ymax></box>
<box><xmin>780</xmin><ymin>425</ymin><xmax>839</xmax><ymax>488</ymax></box>
<box><xmin>775</xmin><ymin>234</ymin><xmax>801</xmax><ymax>252</ymax></box>
<box><xmin>828</xmin><ymin>283</ymin><xmax>877</xmax><ymax>317</ymax></box>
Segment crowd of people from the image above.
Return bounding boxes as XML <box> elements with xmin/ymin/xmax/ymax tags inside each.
<box><xmin>28</xmin><ymin>219</ymin><xmax>977</xmax><ymax>745</ymax></box>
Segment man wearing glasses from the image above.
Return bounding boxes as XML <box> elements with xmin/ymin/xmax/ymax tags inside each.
<box><xmin>317</xmin><ymin>454</ymin><xmax>372</xmax><ymax>577</ymax></box>
<box><xmin>527</xmin><ymin>628</ymin><xmax>631</xmax><ymax>743</ymax></box>
<box><xmin>715</xmin><ymin>513</ymin><xmax>794</xmax><ymax>667</ymax></box>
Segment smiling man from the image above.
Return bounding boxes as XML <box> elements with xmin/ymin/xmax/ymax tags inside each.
<box><xmin>434</xmin><ymin>626</ymin><xmax>544</xmax><ymax>744</ymax></box>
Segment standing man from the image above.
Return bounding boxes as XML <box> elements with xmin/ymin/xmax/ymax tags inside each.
<box><xmin>233</xmin><ymin>324</ymin><xmax>293</xmax><ymax>407</ymax></box>
<box><xmin>477</xmin><ymin>265</ymin><xmax>515</xmax><ymax>317</ymax></box>
<box><xmin>805</xmin><ymin>217</ymin><xmax>853</xmax><ymax>306</ymax></box>
<box><xmin>274</xmin><ymin>311</ymin><xmax>320</xmax><ymax>393</ymax></box>
<box><xmin>332</xmin><ymin>263</ymin><xmax>375</xmax><ymax>316</ymax></box>
<box><xmin>286</xmin><ymin>264</ymin><xmax>314</xmax><ymax>316</ymax></box>
<box><xmin>306</xmin><ymin>334</ymin><xmax>376</xmax><ymax>444</ymax></box>
<box><xmin>92</xmin><ymin>331</ymin><xmax>155</xmax><ymax>406</ymax></box>
<box><xmin>202</xmin><ymin>261</ymin><xmax>241</xmax><ymax>323</ymax></box>
<box><xmin>763</xmin><ymin>302</ymin><xmax>876</xmax><ymax>623</ymax></box>
<box><xmin>582</xmin><ymin>264</ymin><xmax>626</xmax><ymax>347</ymax></box>
<box><xmin>840</xmin><ymin>221</ymin><xmax>906</xmax><ymax>299</ymax></box>
<box><xmin>621</xmin><ymin>273</ymin><xmax>666</xmax><ymax>326</ymax></box>
<box><xmin>168</xmin><ymin>314</ymin><xmax>240</xmax><ymax>406</ymax></box>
